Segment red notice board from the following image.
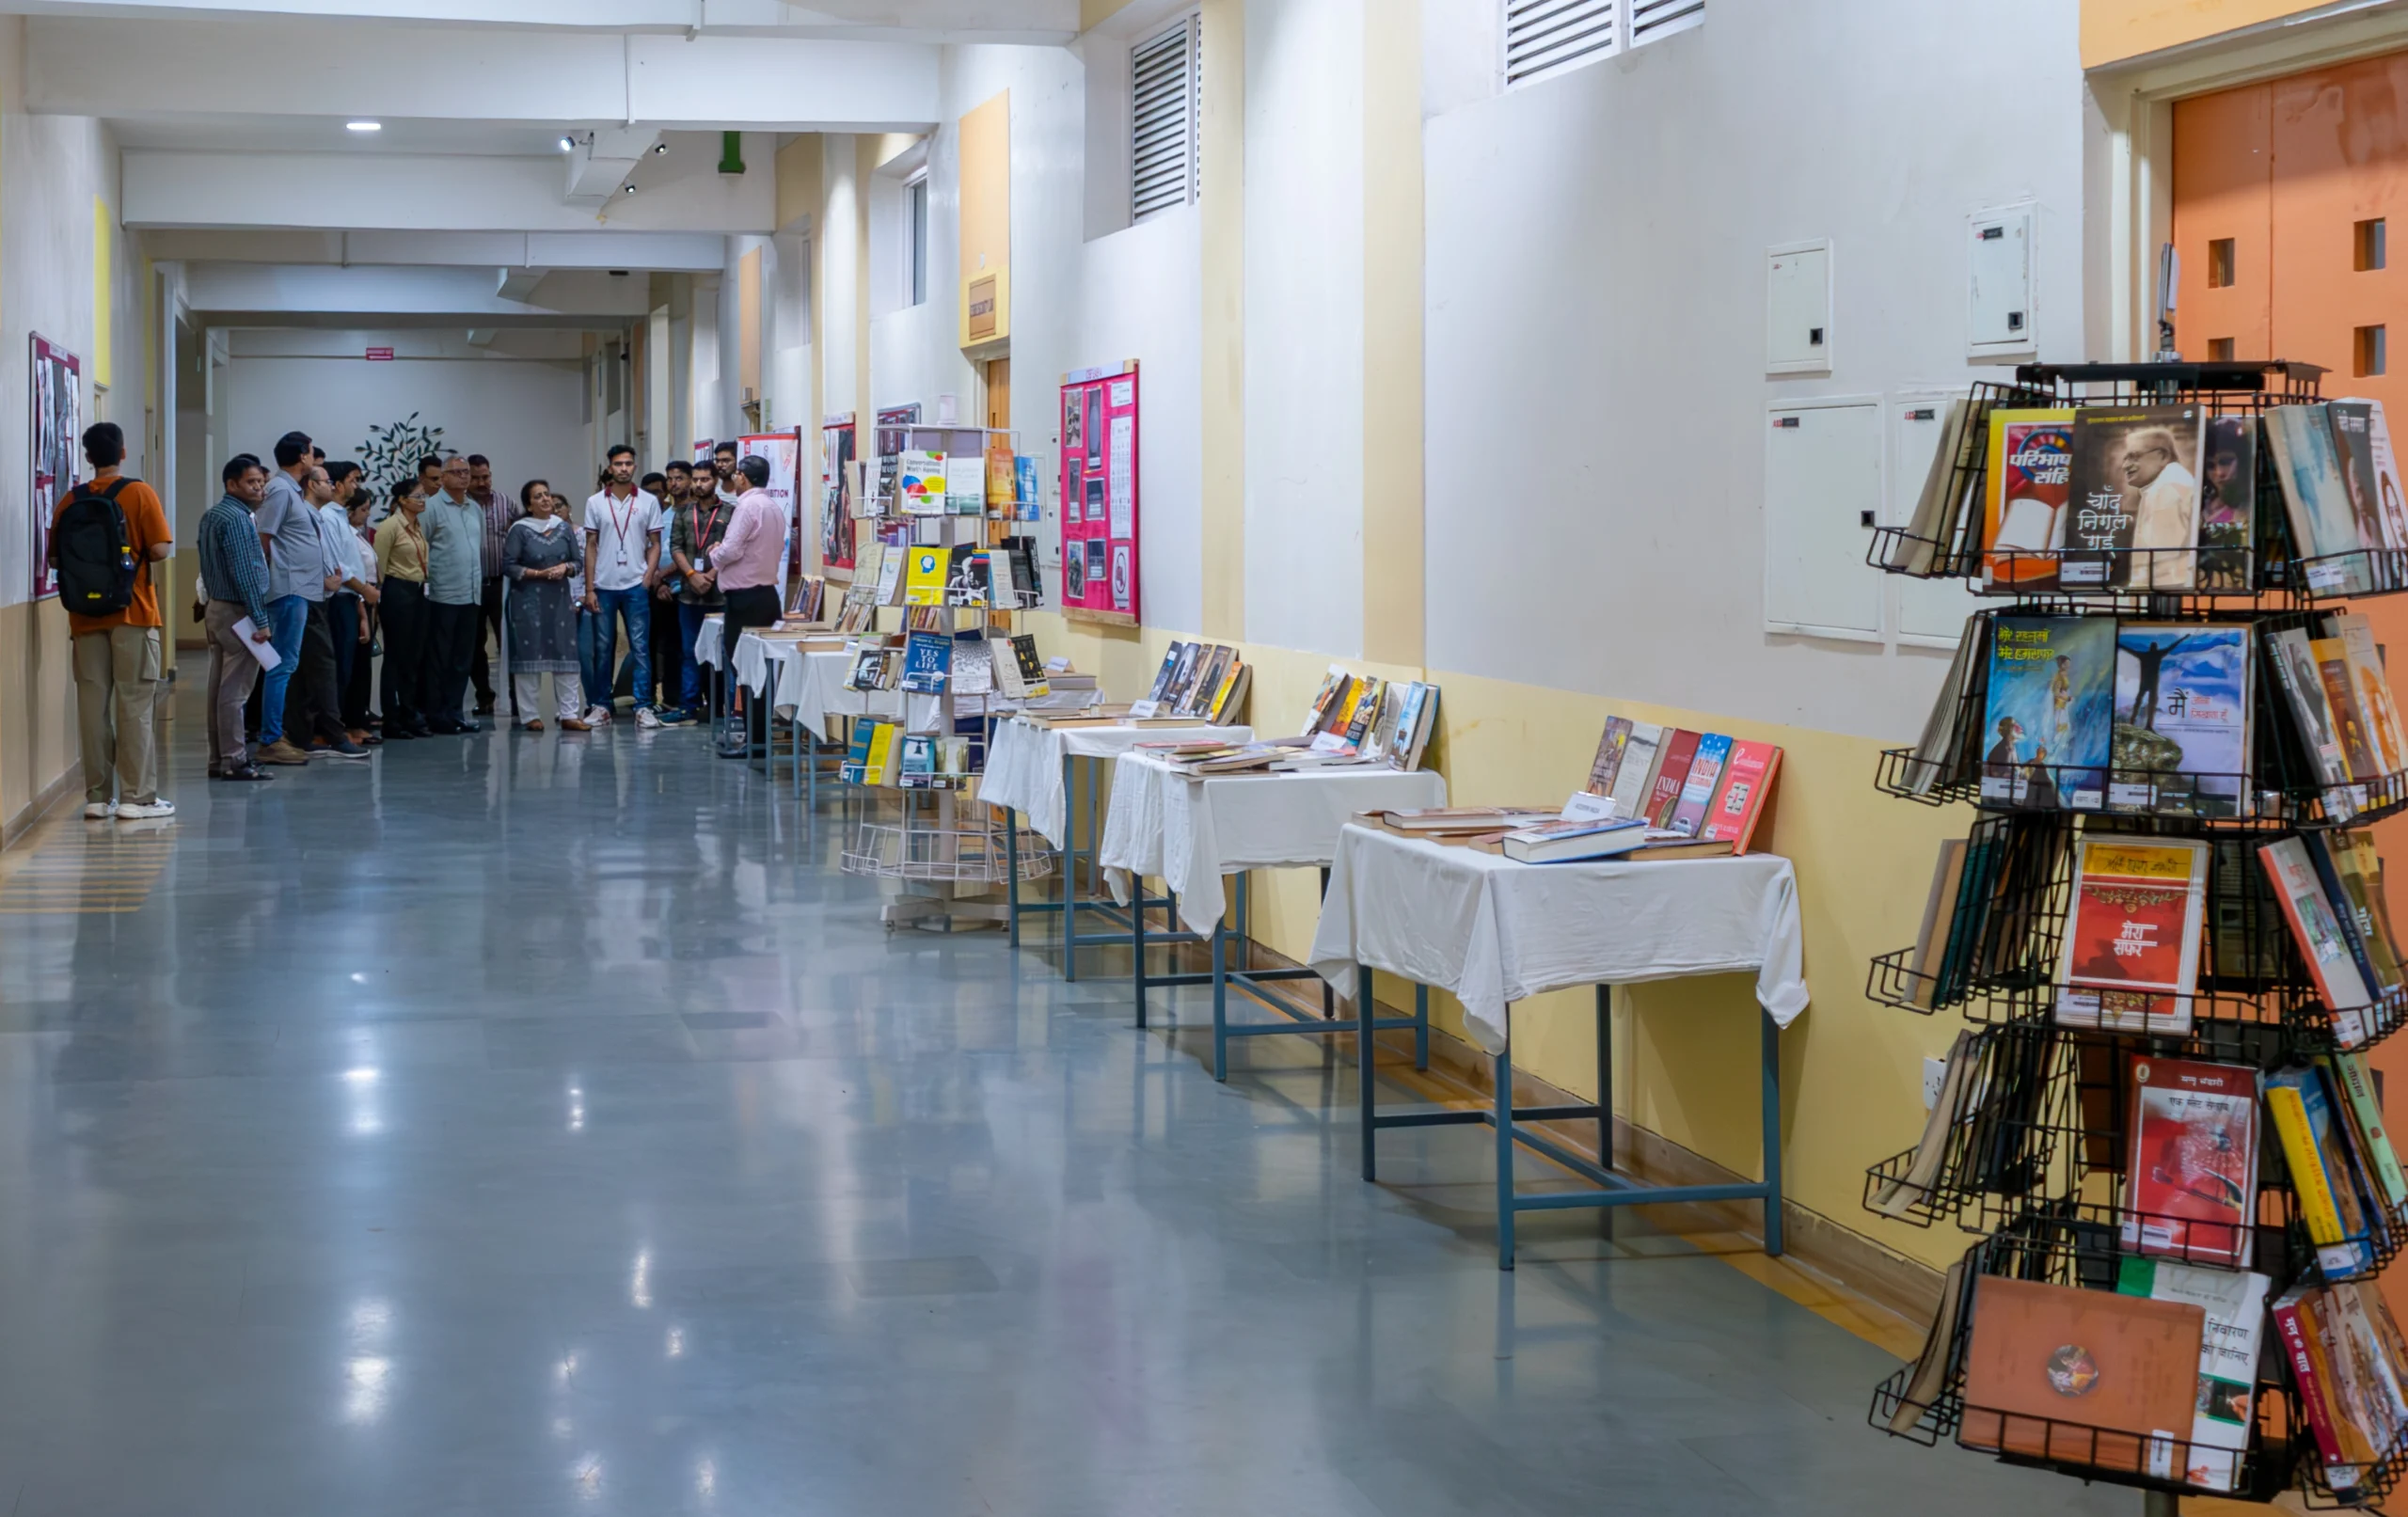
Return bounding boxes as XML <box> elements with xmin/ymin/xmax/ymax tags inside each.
<box><xmin>1058</xmin><ymin>361</ymin><xmax>1138</xmax><ymax>624</ymax></box>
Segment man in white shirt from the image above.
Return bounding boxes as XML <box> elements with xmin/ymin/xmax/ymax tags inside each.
<box><xmin>581</xmin><ymin>444</ymin><xmax>661</xmax><ymax>729</ymax></box>
<box><xmin>2123</xmin><ymin>425</ymin><xmax>2199</xmax><ymax>591</ymax></box>
<box><xmin>318</xmin><ymin>462</ymin><xmax>380</xmax><ymax>745</ymax></box>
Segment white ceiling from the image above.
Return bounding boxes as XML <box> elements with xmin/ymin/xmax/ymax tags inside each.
<box><xmin>107</xmin><ymin>114</ymin><xmax>575</xmax><ymax>156</ymax></box>
<box><xmin>0</xmin><ymin>0</ymin><xmax>1081</xmax><ymax>41</ymax></box>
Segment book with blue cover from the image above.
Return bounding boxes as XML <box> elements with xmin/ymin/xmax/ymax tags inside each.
<box><xmin>1981</xmin><ymin>615</ymin><xmax>2115</xmax><ymax>810</ymax></box>
<box><xmin>2111</xmin><ymin>623</ymin><xmax>2251</xmax><ymax>817</ymax></box>
<box><xmin>1667</xmin><ymin>734</ymin><xmax>1733</xmax><ymax>837</ymax></box>
<box><xmin>897</xmin><ymin>734</ymin><xmax>937</xmax><ymax>787</ymax></box>
<box><xmin>899</xmin><ymin>630</ymin><xmax>952</xmax><ymax>694</ymax></box>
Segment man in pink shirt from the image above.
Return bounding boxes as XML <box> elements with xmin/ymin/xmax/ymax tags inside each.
<box><xmin>712</xmin><ymin>454</ymin><xmax>787</xmax><ymax>755</ymax></box>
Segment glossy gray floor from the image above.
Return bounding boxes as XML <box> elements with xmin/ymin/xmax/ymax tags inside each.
<box><xmin>0</xmin><ymin>697</ymin><xmax>2127</xmax><ymax>1517</ymax></box>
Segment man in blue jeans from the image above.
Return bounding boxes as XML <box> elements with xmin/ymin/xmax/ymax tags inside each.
<box><xmin>252</xmin><ymin>430</ymin><xmax>367</xmax><ymax>764</ymax></box>
<box><xmin>579</xmin><ymin>445</ymin><xmax>660</xmax><ymax>729</ymax></box>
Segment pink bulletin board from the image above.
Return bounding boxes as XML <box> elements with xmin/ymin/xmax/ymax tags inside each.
<box><xmin>1058</xmin><ymin>361</ymin><xmax>1138</xmax><ymax>626</ymax></box>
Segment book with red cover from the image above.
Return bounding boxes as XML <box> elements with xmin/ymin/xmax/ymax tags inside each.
<box><xmin>1701</xmin><ymin>741</ymin><xmax>1783</xmax><ymax>852</ymax></box>
<box><xmin>2123</xmin><ymin>1056</ymin><xmax>2258</xmax><ymax>1267</ymax></box>
<box><xmin>1960</xmin><ymin>1275</ymin><xmax>2206</xmax><ymax>1474</ymax></box>
<box><xmin>1646</xmin><ymin>729</ymin><xmax>1701</xmax><ymax>829</ymax></box>
<box><xmin>2052</xmin><ymin>835</ymin><xmax>2208</xmax><ymax>1034</ymax></box>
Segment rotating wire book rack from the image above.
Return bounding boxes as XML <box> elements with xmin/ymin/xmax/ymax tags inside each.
<box><xmin>1861</xmin><ymin>361</ymin><xmax>2408</xmax><ymax>1510</ymax></box>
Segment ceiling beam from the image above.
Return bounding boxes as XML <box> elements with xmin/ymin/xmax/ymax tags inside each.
<box><xmin>1</xmin><ymin>0</ymin><xmax>1079</xmax><ymax>42</ymax></box>
<box><xmin>27</xmin><ymin>20</ymin><xmax>944</xmax><ymax>129</ymax></box>
<box><xmin>124</xmin><ymin>146</ymin><xmax>775</xmax><ymax>232</ymax></box>
<box><xmin>143</xmin><ymin>229</ymin><xmax>730</xmax><ymax>270</ymax></box>
<box><xmin>182</xmin><ymin>262</ymin><xmax>655</xmax><ymax>325</ymax></box>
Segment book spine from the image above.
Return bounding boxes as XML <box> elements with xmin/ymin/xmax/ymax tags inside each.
<box><xmin>1936</xmin><ymin>833</ymin><xmax>1998</xmax><ymax>1004</ymax></box>
<box><xmin>2309</xmin><ymin>835</ymin><xmax>2386</xmax><ymax>1005</ymax></box>
<box><xmin>2278</xmin><ymin>1292</ymin><xmax>2353</xmax><ymax>1481</ymax></box>
<box><xmin>2334</xmin><ymin>1051</ymin><xmax>2408</xmax><ymax>1210</ymax></box>
<box><xmin>2273</xmin><ymin>1083</ymin><xmax>2350</xmax><ymax>1247</ymax></box>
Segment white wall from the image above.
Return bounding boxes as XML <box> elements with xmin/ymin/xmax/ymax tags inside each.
<box><xmin>221</xmin><ymin>330</ymin><xmax>588</xmax><ymax>509</ymax></box>
<box><xmin>1420</xmin><ymin>0</ymin><xmax>2085</xmax><ymax>741</ymax></box>
<box><xmin>1244</xmin><ymin>0</ymin><xmax>1365</xmax><ymax>659</ymax></box>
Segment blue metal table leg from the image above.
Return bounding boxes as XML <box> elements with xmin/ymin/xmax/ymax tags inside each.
<box><xmin>1320</xmin><ymin>866</ymin><xmax>1336</xmax><ymax>1018</ymax></box>
<box><xmin>1414</xmin><ymin>984</ymin><xmax>1430</xmax><ymax>1072</ymax></box>
<box><xmin>1004</xmin><ymin>806</ymin><xmax>1022</xmax><ymax>948</ymax></box>
<box><xmin>1597</xmin><ymin>984</ymin><xmax>1613</xmax><ymax>1171</ymax></box>
<box><xmin>1132</xmin><ymin>871</ymin><xmax>1149</xmax><ymax>1029</ymax></box>
<box><xmin>1496</xmin><ymin>1031</ymin><xmax>1518</xmax><ymax>1271</ymax></box>
<box><xmin>1062</xmin><ymin>754</ymin><xmax>1080</xmax><ymax>982</ymax></box>
<box><xmin>1357</xmin><ymin>963</ymin><xmax>1378</xmax><ymax>1183</ymax></box>
<box><xmin>1762</xmin><ymin>1007</ymin><xmax>1783</xmax><ymax>1257</ymax></box>
<box><xmin>1212</xmin><ymin>906</ymin><xmax>1229</xmax><ymax>1082</ymax></box>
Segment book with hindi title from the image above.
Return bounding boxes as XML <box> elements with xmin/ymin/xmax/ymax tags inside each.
<box><xmin>1982</xmin><ymin>614</ymin><xmax>2115</xmax><ymax>810</ymax></box>
<box><xmin>2111</xmin><ymin>623</ymin><xmax>2251</xmax><ymax>818</ymax></box>
<box><xmin>2066</xmin><ymin>404</ymin><xmax>2204</xmax><ymax>591</ymax></box>
<box><xmin>1982</xmin><ymin>407</ymin><xmax>2075</xmax><ymax>590</ymax></box>
<box><xmin>2054</xmin><ymin>835</ymin><xmax>2208</xmax><ymax>1035</ymax></box>
<box><xmin>2114</xmin><ymin>1256</ymin><xmax>2270</xmax><ymax>1493</ymax></box>
<box><xmin>2122</xmin><ymin>1055</ymin><xmax>2257</xmax><ymax>1268</ymax></box>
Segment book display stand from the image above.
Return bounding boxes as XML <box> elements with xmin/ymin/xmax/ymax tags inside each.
<box><xmin>831</xmin><ymin>421</ymin><xmax>1051</xmax><ymax>930</ymax></box>
<box><xmin>1863</xmin><ymin>361</ymin><xmax>2408</xmax><ymax>1510</ymax></box>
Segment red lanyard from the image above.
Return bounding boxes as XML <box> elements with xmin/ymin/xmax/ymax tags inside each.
<box><xmin>695</xmin><ymin>501</ymin><xmax>723</xmax><ymax>552</ymax></box>
<box><xmin>604</xmin><ymin>490</ymin><xmax>640</xmax><ymax>568</ymax></box>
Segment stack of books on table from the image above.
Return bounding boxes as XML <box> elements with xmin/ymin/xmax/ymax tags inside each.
<box><xmin>1583</xmin><ymin>716</ymin><xmax>1782</xmax><ymax>851</ymax></box>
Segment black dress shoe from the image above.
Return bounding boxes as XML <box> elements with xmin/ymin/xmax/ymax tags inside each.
<box><xmin>222</xmin><ymin>765</ymin><xmax>273</xmax><ymax>782</ymax></box>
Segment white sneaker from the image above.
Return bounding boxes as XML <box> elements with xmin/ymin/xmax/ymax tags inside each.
<box><xmin>115</xmin><ymin>798</ymin><xmax>176</xmax><ymax>820</ymax></box>
<box><xmin>636</xmin><ymin>707</ymin><xmax>661</xmax><ymax>730</ymax></box>
<box><xmin>583</xmin><ymin>705</ymin><xmax>613</xmax><ymax>726</ymax></box>
<box><xmin>81</xmin><ymin>801</ymin><xmax>115</xmax><ymax>820</ymax></box>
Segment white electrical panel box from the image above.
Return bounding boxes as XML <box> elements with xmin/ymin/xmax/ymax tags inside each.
<box><xmin>1764</xmin><ymin>397</ymin><xmax>1882</xmax><ymax>641</ymax></box>
<box><xmin>1893</xmin><ymin>395</ymin><xmax>1981</xmax><ymax>645</ymax></box>
<box><xmin>1967</xmin><ymin>203</ymin><xmax>2036</xmax><ymax>357</ymax></box>
<box><xmin>1767</xmin><ymin>239</ymin><xmax>1833</xmax><ymax>375</ymax></box>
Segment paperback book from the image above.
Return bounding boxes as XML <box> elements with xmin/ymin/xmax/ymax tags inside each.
<box><xmin>2110</xmin><ymin>623</ymin><xmax>2250</xmax><ymax>817</ymax></box>
<box><xmin>2054</xmin><ymin>835</ymin><xmax>2208</xmax><ymax>1034</ymax></box>
<box><xmin>1982</xmin><ymin>407</ymin><xmax>2074</xmax><ymax>590</ymax></box>
<box><xmin>900</xmin><ymin>545</ymin><xmax>949</xmax><ymax>607</ymax></box>
<box><xmin>2067</xmin><ymin>404</ymin><xmax>2204</xmax><ymax>591</ymax></box>
<box><xmin>2265</xmin><ymin>403</ymin><xmax>2373</xmax><ymax>593</ymax></box>
<box><xmin>899</xmin><ymin>450</ymin><xmax>946</xmax><ymax>515</ymax></box>
<box><xmin>898</xmin><ymin>630</ymin><xmax>952</xmax><ymax>694</ymax></box>
<box><xmin>1982</xmin><ymin>615</ymin><xmax>2115</xmax><ymax>810</ymax></box>
<box><xmin>2197</xmin><ymin>415</ymin><xmax>2259</xmax><ymax>592</ymax></box>
<box><xmin>2114</xmin><ymin>1257</ymin><xmax>2270</xmax><ymax>1493</ymax></box>
<box><xmin>2260</xmin><ymin>837</ymin><xmax>2376</xmax><ymax>1037</ymax></box>
<box><xmin>2122</xmin><ymin>1056</ymin><xmax>2257</xmax><ymax>1267</ymax></box>
<box><xmin>1699</xmin><ymin>741</ymin><xmax>1782</xmax><ymax>853</ymax></box>
<box><xmin>1958</xmin><ymin>1274</ymin><xmax>2206</xmax><ymax>1474</ymax></box>
<box><xmin>1667</xmin><ymin>733</ymin><xmax>1733</xmax><ymax>837</ymax></box>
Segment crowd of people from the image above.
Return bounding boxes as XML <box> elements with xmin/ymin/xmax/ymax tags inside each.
<box><xmin>56</xmin><ymin>421</ymin><xmax>789</xmax><ymax>811</ymax></box>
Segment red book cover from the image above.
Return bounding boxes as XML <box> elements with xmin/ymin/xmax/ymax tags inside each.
<box><xmin>2123</xmin><ymin>1056</ymin><xmax>2258</xmax><ymax>1267</ymax></box>
<box><xmin>2275</xmin><ymin>1288</ymin><xmax>2352</xmax><ymax>1482</ymax></box>
<box><xmin>1647</xmin><ymin>729</ymin><xmax>1701</xmax><ymax>828</ymax></box>
<box><xmin>2054</xmin><ymin>836</ymin><xmax>2206</xmax><ymax>1033</ymax></box>
<box><xmin>1701</xmin><ymin>742</ymin><xmax>1782</xmax><ymax>851</ymax></box>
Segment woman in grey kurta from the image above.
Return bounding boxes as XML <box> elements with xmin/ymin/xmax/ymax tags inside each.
<box><xmin>501</xmin><ymin>482</ymin><xmax>589</xmax><ymax>731</ymax></box>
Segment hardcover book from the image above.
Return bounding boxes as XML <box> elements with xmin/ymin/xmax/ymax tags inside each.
<box><xmin>1700</xmin><ymin>741</ymin><xmax>1782</xmax><ymax>852</ymax></box>
<box><xmin>2067</xmin><ymin>404</ymin><xmax>2204</xmax><ymax>590</ymax></box>
<box><xmin>1645</xmin><ymin>730</ymin><xmax>1702</xmax><ymax>828</ymax></box>
<box><xmin>1608</xmin><ymin>722</ymin><xmax>1666</xmax><ymax>819</ymax></box>
<box><xmin>2054</xmin><ymin>836</ymin><xmax>2208</xmax><ymax>1035</ymax></box>
<box><xmin>1982</xmin><ymin>615</ymin><xmax>2115</xmax><ymax>810</ymax></box>
<box><xmin>1958</xmin><ymin>1275</ymin><xmax>2206</xmax><ymax>1475</ymax></box>
<box><xmin>898</xmin><ymin>630</ymin><xmax>952</xmax><ymax>694</ymax></box>
<box><xmin>2111</xmin><ymin>623</ymin><xmax>2250</xmax><ymax>817</ymax></box>
<box><xmin>900</xmin><ymin>545</ymin><xmax>949</xmax><ymax>607</ymax></box>
<box><xmin>2122</xmin><ymin>1056</ymin><xmax>2258</xmax><ymax>1267</ymax></box>
<box><xmin>1667</xmin><ymin>734</ymin><xmax>1733</xmax><ymax>838</ymax></box>
<box><xmin>1148</xmin><ymin>643</ymin><xmax>1186</xmax><ymax>704</ymax></box>
<box><xmin>1587</xmin><ymin>716</ymin><xmax>1634</xmax><ymax>797</ymax></box>
<box><xmin>2115</xmin><ymin>1257</ymin><xmax>2270</xmax><ymax>1493</ymax></box>
<box><xmin>2198</xmin><ymin>414</ymin><xmax>2259</xmax><ymax>592</ymax></box>
<box><xmin>1982</xmin><ymin>407</ymin><xmax>2075</xmax><ymax>590</ymax></box>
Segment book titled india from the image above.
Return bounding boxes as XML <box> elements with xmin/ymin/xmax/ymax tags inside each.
<box><xmin>1667</xmin><ymin>734</ymin><xmax>1733</xmax><ymax>837</ymax></box>
<box><xmin>1983</xmin><ymin>407</ymin><xmax>2074</xmax><ymax>590</ymax></box>
<box><xmin>2123</xmin><ymin>1057</ymin><xmax>2258</xmax><ymax>1267</ymax></box>
<box><xmin>1645</xmin><ymin>730</ymin><xmax>1702</xmax><ymax>829</ymax></box>
<box><xmin>1982</xmin><ymin>615</ymin><xmax>2115</xmax><ymax>810</ymax></box>
<box><xmin>2054</xmin><ymin>836</ymin><xmax>2208</xmax><ymax>1035</ymax></box>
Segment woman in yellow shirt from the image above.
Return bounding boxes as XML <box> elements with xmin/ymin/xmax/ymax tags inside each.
<box><xmin>373</xmin><ymin>486</ymin><xmax>433</xmax><ymax>738</ymax></box>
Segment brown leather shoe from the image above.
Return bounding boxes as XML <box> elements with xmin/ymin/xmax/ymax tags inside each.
<box><xmin>523</xmin><ymin>719</ymin><xmax>546</xmax><ymax>733</ymax></box>
<box><xmin>560</xmin><ymin>719</ymin><xmax>592</xmax><ymax>733</ymax></box>
<box><xmin>259</xmin><ymin>739</ymin><xmax>313</xmax><ymax>766</ymax></box>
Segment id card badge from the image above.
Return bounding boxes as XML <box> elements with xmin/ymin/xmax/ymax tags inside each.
<box><xmin>696</xmin><ymin>550</ymin><xmax>711</xmax><ymax>572</ymax></box>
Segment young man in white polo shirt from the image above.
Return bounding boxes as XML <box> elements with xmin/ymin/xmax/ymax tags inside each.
<box><xmin>580</xmin><ymin>445</ymin><xmax>661</xmax><ymax>729</ymax></box>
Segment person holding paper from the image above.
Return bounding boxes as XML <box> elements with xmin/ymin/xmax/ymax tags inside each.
<box><xmin>198</xmin><ymin>454</ymin><xmax>278</xmax><ymax>782</ymax></box>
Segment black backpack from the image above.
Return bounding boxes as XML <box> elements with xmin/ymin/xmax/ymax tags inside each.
<box><xmin>55</xmin><ymin>478</ymin><xmax>139</xmax><ymax>616</ymax></box>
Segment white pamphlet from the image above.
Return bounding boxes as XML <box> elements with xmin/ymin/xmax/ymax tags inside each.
<box><xmin>233</xmin><ymin>617</ymin><xmax>281</xmax><ymax>672</ymax></box>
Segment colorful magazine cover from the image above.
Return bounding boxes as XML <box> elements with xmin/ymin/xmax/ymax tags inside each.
<box><xmin>2365</xmin><ymin>399</ymin><xmax>2408</xmax><ymax>550</ymax></box>
<box><xmin>2067</xmin><ymin>405</ymin><xmax>2204</xmax><ymax>590</ymax></box>
<box><xmin>1983</xmin><ymin>615</ymin><xmax>2115</xmax><ymax>810</ymax></box>
<box><xmin>2112</xmin><ymin>623</ymin><xmax>2250</xmax><ymax>817</ymax></box>
<box><xmin>1982</xmin><ymin>408</ymin><xmax>2074</xmax><ymax>590</ymax></box>
<box><xmin>2198</xmin><ymin>415</ymin><xmax>2258</xmax><ymax>591</ymax></box>
<box><xmin>2123</xmin><ymin>1058</ymin><xmax>2258</xmax><ymax>1268</ymax></box>
<box><xmin>2332</xmin><ymin>403</ymin><xmax>2391</xmax><ymax>558</ymax></box>
<box><xmin>1667</xmin><ymin>734</ymin><xmax>1732</xmax><ymax>837</ymax></box>
<box><xmin>2266</xmin><ymin>403</ymin><xmax>2373</xmax><ymax>593</ymax></box>
<box><xmin>2055</xmin><ymin>836</ymin><xmax>2208</xmax><ymax>1034</ymax></box>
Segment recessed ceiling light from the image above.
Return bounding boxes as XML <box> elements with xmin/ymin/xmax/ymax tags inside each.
<box><xmin>624</xmin><ymin>182</ymin><xmax>638</xmax><ymax>195</ymax></box>
<box><xmin>559</xmin><ymin>135</ymin><xmax>577</xmax><ymax>153</ymax></box>
<box><xmin>653</xmin><ymin>143</ymin><xmax>668</xmax><ymax>155</ymax></box>
<box><xmin>346</xmin><ymin>120</ymin><xmax>382</xmax><ymax>133</ymax></box>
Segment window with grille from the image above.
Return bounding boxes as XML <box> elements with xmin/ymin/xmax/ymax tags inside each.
<box><xmin>1504</xmin><ymin>0</ymin><xmax>1701</xmax><ymax>90</ymax></box>
<box><xmin>1132</xmin><ymin>14</ymin><xmax>1200</xmax><ymax>222</ymax></box>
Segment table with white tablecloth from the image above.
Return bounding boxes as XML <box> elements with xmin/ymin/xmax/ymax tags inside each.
<box><xmin>979</xmin><ymin>715</ymin><xmax>1252</xmax><ymax>980</ymax></box>
<box><xmin>1305</xmin><ymin>821</ymin><xmax>1808</xmax><ymax>1266</ymax></box>
<box><xmin>1093</xmin><ymin>754</ymin><xmax>1448</xmax><ymax>1077</ymax></box>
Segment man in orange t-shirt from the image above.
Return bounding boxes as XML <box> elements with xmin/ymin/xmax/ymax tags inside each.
<box><xmin>49</xmin><ymin>421</ymin><xmax>173</xmax><ymax>820</ymax></box>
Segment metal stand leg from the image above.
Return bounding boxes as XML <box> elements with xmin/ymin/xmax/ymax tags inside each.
<box><xmin>1132</xmin><ymin>875</ymin><xmax>1149</xmax><ymax>1029</ymax></box>
<box><xmin>1005</xmin><ymin>807</ymin><xmax>1022</xmax><ymax>948</ymax></box>
<box><xmin>1414</xmin><ymin>984</ymin><xmax>1430</xmax><ymax>1072</ymax></box>
<box><xmin>1762</xmin><ymin>1008</ymin><xmax>1784</xmax><ymax>1257</ymax></box>
<box><xmin>1597</xmin><ymin>985</ymin><xmax>1613</xmax><ymax>1172</ymax></box>
<box><xmin>1495</xmin><ymin>1033</ymin><xmax>1518</xmax><ymax>1271</ymax></box>
<box><xmin>1357</xmin><ymin>964</ymin><xmax>1377</xmax><ymax>1183</ymax></box>
<box><xmin>1320</xmin><ymin>866</ymin><xmax>1336</xmax><ymax>1019</ymax></box>
<box><xmin>1063</xmin><ymin>754</ymin><xmax>1080</xmax><ymax>982</ymax></box>
<box><xmin>1212</xmin><ymin>919</ymin><xmax>1228</xmax><ymax>1082</ymax></box>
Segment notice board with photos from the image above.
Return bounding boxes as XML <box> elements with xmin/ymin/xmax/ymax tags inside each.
<box><xmin>819</xmin><ymin>415</ymin><xmax>856</xmax><ymax>574</ymax></box>
<box><xmin>1057</xmin><ymin>361</ymin><xmax>1138</xmax><ymax>624</ymax></box>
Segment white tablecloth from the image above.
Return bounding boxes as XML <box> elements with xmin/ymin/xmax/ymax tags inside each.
<box><xmin>1307</xmin><ymin>822</ymin><xmax>1808</xmax><ymax>1054</ymax></box>
<box><xmin>980</xmin><ymin>716</ymin><xmax>1254</xmax><ymax>851</ymax></box>
<box><xmin>778</xmin><ymin>646</ymin><xmax>927</xmax><ymax>736</ymax></box>
<box><xmin>1099</xmin><ymin>754</ymin><xmax>1448</xmax><ymax>936</ymax></box>
<box><xmin>692</xmin><ymin>614</ymin><xmax>725</xmax><ymax>670</ymax></box>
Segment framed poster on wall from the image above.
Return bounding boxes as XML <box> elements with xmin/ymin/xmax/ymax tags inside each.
<box><xmin>1057</xmin><ymin>361</ymin><xmax>1137</xmax><ymax>624</ymax></box>
<box><xmin>819</xmin><ymin>415</ymin><xmax>856</xmax><ymax>574</ymax></box>
<box><xmin>30</xmin><ymin>335</ymin><xmax>79</xmax><ymax>600</ymax></box>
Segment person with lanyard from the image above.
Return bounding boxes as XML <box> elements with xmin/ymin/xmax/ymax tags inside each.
<box><xmin>420</xmin><ymin>453</ymin><xmax>486</xmax><ymax>735</ymax></box>
<box><xmin>668</xmin><ymin>457</ymin><xmax>732</xmax><ymax>725</ymax></box>
<box><xmin>646</xmin><ymin>466</ymin><xmax>691</xmax><ymax>723</ymax></box>
<box><xmin>579</xmin><ymin>445</ymin><xmax>661</xmax><ymax>730</ymax></box>
<box><xmin>710</xmin><ymin>454</ymin><xmax>785</xmax><ymax>755</ymax></box>
<box><xmin>374</xmin><ymin>483</ymin><xmax>433</xmax><ymax>738</ymax></box>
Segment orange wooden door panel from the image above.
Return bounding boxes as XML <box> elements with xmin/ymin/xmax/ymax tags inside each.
<box><xmin>2174</xmin><ymin>83</ymin><xmax>2273</xmax><ymax>362</ymax></box>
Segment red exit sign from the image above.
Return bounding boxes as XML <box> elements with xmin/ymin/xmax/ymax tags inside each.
<box><xmin>365</xmin><ymin>346</ymin><xmax>395</xmax><ymax>361</ymax></box>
